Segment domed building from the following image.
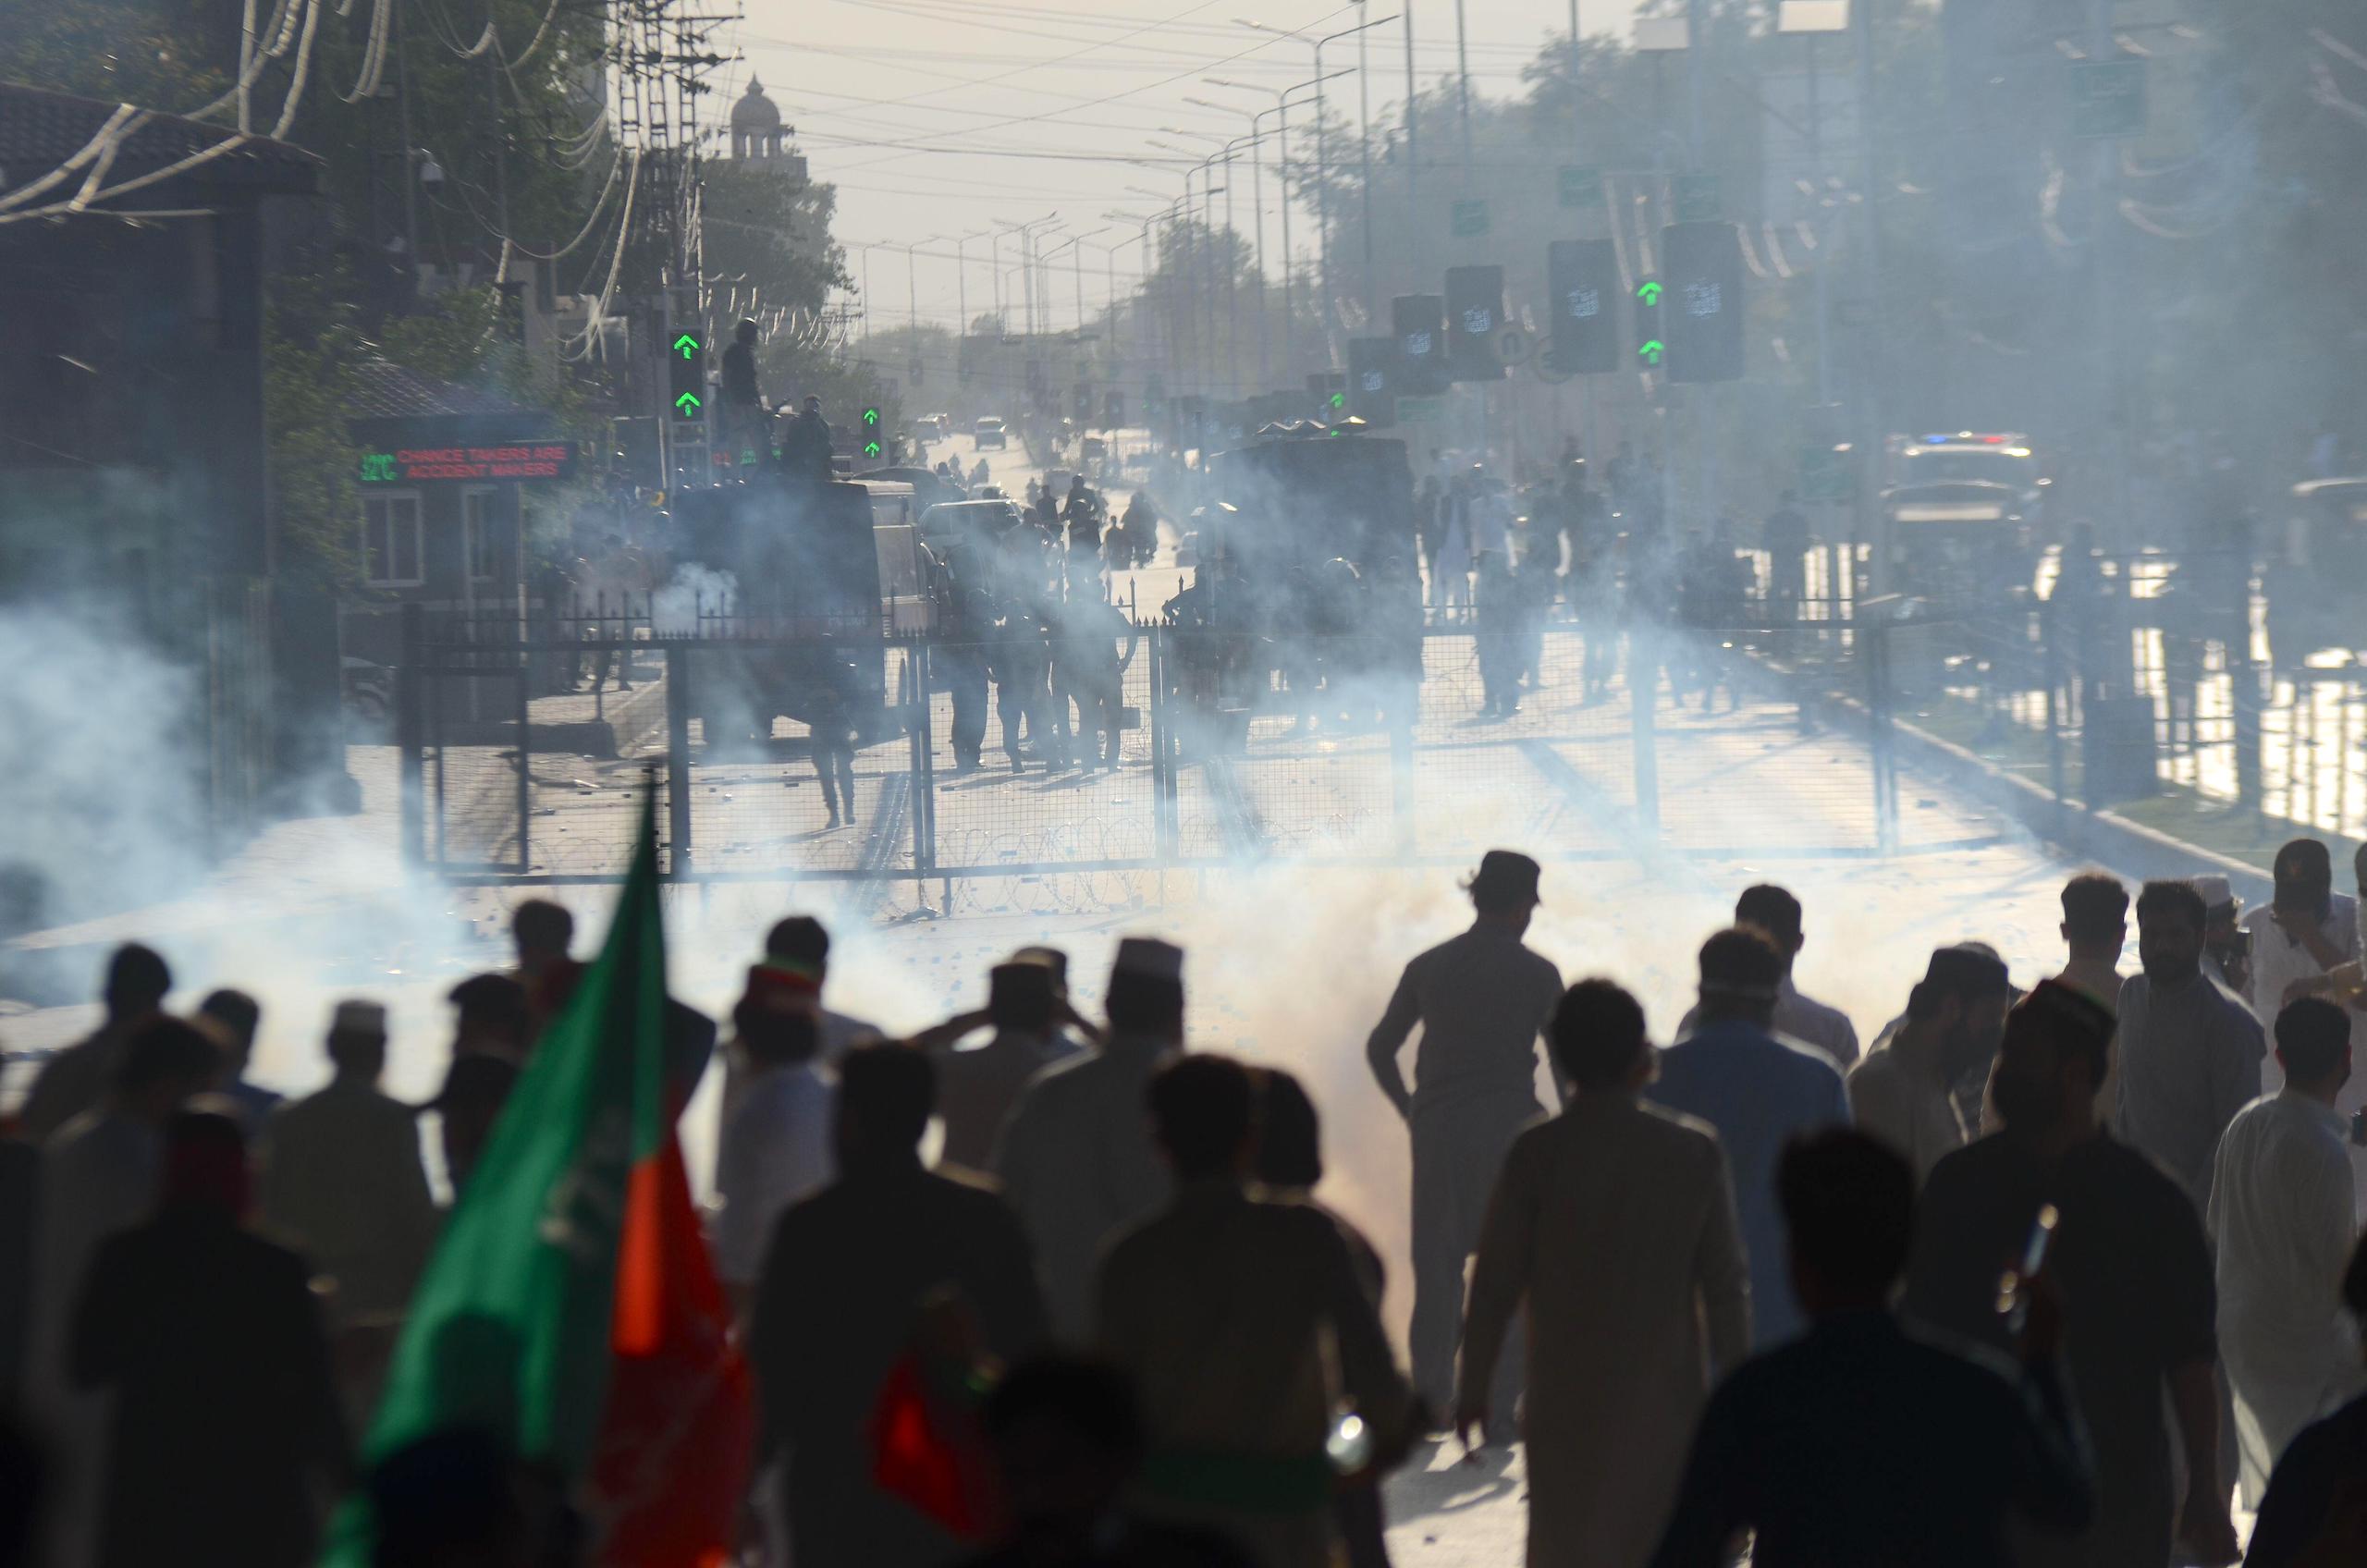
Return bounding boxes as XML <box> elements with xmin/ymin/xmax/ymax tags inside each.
<box><xmin>729</xmin><ymin>79</ymin><xmax>804</xmax><ymax>179</ymax></box>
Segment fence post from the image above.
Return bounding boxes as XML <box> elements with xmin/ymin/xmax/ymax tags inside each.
<box><xmin>514</xmin><ymin>642</ymin><xmax>532</xmax><ymax>875</ymax></box>
<box><xmin>2042</xmin><ymin>600</ymin><xmax>2068</xmax><ymax>830</ymax></box>
<box><xmin>906</xmin><ymin>643</ymin><xmax>936</xmax><ymax>907</ymax></box>
<box><xmin>398</xmin><ymin>602</ymin><xmax>424</xmax><ymax>876</ymax></box>
<box><xmin>665</xmin><ymin>644</ymin><xmax>693</xmax><ymax>878</ymax></box>
<box><xmin>2234</xmin><ymin>636</ymin><xmax>2263</xmax><ymax>816</ymax></box>
<box><xmin>1631</xmin><ymin>638</ymin><xmax>1661</xmax><ymax>836</ymax></box>
<box><xmin>1867</xmin><ymin>620</ymin><xmax>1898</xmax><ymax>854</ymax></box>
<box><xmin>1147</xmin><ymin>626</ymin><xmax>1172</xmax><ymax>858</ymax></box>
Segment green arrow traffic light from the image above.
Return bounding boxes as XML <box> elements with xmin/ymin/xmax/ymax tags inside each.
<box><xmin>674</xmin><ymin>391</ymin><xmax>702</xmax><ymax>413</ymax></box>
<box><xmin>673</xmin><ymin>333</ymin><xmax>700</xmax><ymax>360</ymax></box>
<box><xmin>1637</xmin><ymin>280</ymin><xmax>1662</xmax><ymax>306</ymax></box>
<box><xmin>1637</xmin><ymin>340</ymin><xmax>1665</xmax><ymax>366</ymax></box>
<box><xmin>1329</xmin><ymin>391</ymin><xmax>1346</xmax><ymax>410</ymax></box>
<box><xmin>862</xmin><ymin>407</ymin><xmax>880</xmax><ymax>427</ymax></box>
<box><xmin>863</xmin><ymin>438</ymin><xmax>883</xmax><ymax>459</ymax></box>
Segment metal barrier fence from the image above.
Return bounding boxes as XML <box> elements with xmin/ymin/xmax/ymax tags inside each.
<box><xmin>395</xmin><ymin>603</ymin><xmax>1968</xmax><ymax>890</ymax></box>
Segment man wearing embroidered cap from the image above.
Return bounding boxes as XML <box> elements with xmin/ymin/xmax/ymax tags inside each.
<box><xmin>259</xmin><ymin>1001</ymin><xmax>437</xmax><ymax>1329</ymax></box>
<box><xmin>999</xmin><ymin>937</ymin><xmax>1187</xmax><ymax>1340</ymax></box>
<box><xmin>1366</xmin><ymin>851</ymin><xmax>1563</xmax><ymax>1422</ymax></box>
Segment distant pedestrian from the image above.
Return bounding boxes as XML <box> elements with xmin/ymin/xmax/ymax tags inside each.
<box><xmin>71</xmin><ymin>1109</ymin><xmax>350</xmax><ymax>1568</ymax></box>
<box><xmin>781</xmin><ymin>394</ymin><xmax>835</xmax><ymax>486</ymax></box>
<box><xmin>1763</xmin><ymin>489</ymin><xmax>1810</xmax><ymax>615</ymax></box>
<box><xmin>1648</xmin><ymin>926</ymin><xmax>1851</xmax><ymax>1349</ymax></box>
<box><xmin>1676</xmin><ymin>884</ymin><xmax>1860</xmax><ymax>1068</ymax></box>
<box><xmin>2243</xmin><ymin>1233</ymin><xmax>2367</xmax><ymax>1568</ymax></box>
<box><xmin>750</xmin><ymin>1044</ymin><xmax>1047</xmax><ymax>1568</ymax></box>
<box><xmin>1461</xmin><ymin>979</ymin><xmax>1750</xmax><ymax>1568</ymax></box>
<box><xmin>1847</xmin><ymin>947</ymin><xmax>2012</xmax><ymax>1183</ymax></box>
<box><xmin>2209</xmin><ymin>998</ymin><xmax>2365</xmax><ymax>1506</ymax></box>
<box><xmin>2116</xmin><ymin>878</ymin><xmax>2265</xmax><ymax>1208</ymax></box>
<box><xmin>1650</xmin><ymin>1129</ymin><xmax>2094</xmax><ymax>1568</ymax></box>
<box><xmin>908</xmin><ymin>960</ymin><xmax>1091</xmax><ymax>1176</ymax></box>
<box><xmin>2193</xmin><ymin>875</ymin><xmax>2252</xmax><ymax>997</ymax></box>
<box><xmin>16</xmin><ymin>942</ymin><xmax>171</xmax><ymax>1142</ymax></box>
<box><xmin>197</xmin><ymin>986</ymin><xmax>278</xmax><ymax>1133</ymax></box>
<box><xmin>259</xmin><ymin>1001</ymin><xmax>438</xmax><ymax>1328</ymax></box>
<box><xmin>1905</xmin><ymin>981</ymin><xmax>2238</xmax><ymax>1568</ymax></box>
<box><xmin>1364</xmin><ymin>851</ymin><xmax>1563</xmax><ymax>1421</ymax></box>
<box><xmin>714</xmin><ymin>966</ymin><xmax>836</xmax><ymax>1306</ymax></box>
<box><xmin>998</xmin><ymin>937</ymin><xmax>1185</xmax><ymax>1341</ymax></box>
<box><xmin>2243</xmin><ymin>839</ymin><xmax>2360</xmax><ymax>1033</ymax></box>
<box><xmin>720</xmin><ymin>318</ymin><xmax>766</xmax><ymax>460</ymax></box>
<box><xmin>1097</xmin><ymin>1055</ymin><xmax>1415</xmax><ymax>1568</ymax></box>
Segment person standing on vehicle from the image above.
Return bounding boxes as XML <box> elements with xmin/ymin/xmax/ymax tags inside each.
<box><xmin>779</xmin><ymin>394</ymin><xmax>834</xmax><ymax>488</ymax></box>
<box><xmin>720</xmin><ymin>319</ymin><xmax>765</xmax><ymax>463</ymax></box>
<box><xmin>1365</xmin><ymin>851</ymin><xmax>1564</xmax><ymax>1428</ymax></box>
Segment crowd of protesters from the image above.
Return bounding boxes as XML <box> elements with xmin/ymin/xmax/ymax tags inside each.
<box><xmin>5</xmin><ymin>836</ymin><xmax>2367</xmax><ymax>1568</ymax></box>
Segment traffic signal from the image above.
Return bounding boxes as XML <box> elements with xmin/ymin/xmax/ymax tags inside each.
<box><xmin>1346</xmin><ymin>337</ymin><xmax>1398</xmax><ymax>427</ymax></box>
<box><xmin>1306</xmin><ymin>372</ymin><xmax>1347</xmax><ymax>417</ymax></box>
<box><xmin>1443</xmin><ymin>265</ymin><xmax>1505</xmax><ymax>382</ymax></box>
<box><xmin>1392</xmin><ymin>294</ymin><xmax>1448</xmax><ymax>396</ymax></box>
<box><xmin>860</xmin><ymin>405</ymin><xmax>883</xmax><ymax>461</ymax></box>
<box><xmin>1633</xmin><ymin>276</ymin><xmax>1665</xmax><ymax>370</ymax></box>
<box><xmin>1661</xmin><ymin>221</ymin><xmax>1745</xmax><ymax>383</ymax></box>
<box><xmin>1104</xmin><ymin>391</ymin><xmax>1125</xmax><ymax>428</ymax></box>
<box><xmin>668</xmin><ymin>325</ymin><xmax>705</xmax><ymax>420</ymax></box>
<box><xmin>1547</xmin><ymin>239</ymin><xmax>1620</xmax><ymax>374</ymax></box>
<box><xmin>1074</xmin><ymin>382</ymin><xmax>1092</xmax><ymax>421</ymax></box>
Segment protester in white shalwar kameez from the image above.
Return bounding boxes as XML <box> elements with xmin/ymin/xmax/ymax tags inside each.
<box><xmin>1458</xmin><ymin>980</ymin><xmax>1751</xmax><ymax>1568</ymax></box>
<box><xmin>2208</xmin><ymin>997</ymin><xmax>2367</xmax><ymax>1506</ymax></box>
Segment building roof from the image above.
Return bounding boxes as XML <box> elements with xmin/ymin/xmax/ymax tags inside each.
<box><xmin>0</xmin><ymin>81</ymin><xmax>321</xmax><ymax>202</ymax></box>
<box><xmin>346</xmin><ymin>358</ymin><xmax>539</xmax><ymax>422</ymax></box>
<box><xmin>731</xmin><ymin>78</ymin><xmax>782</xmax><ymax>129</ymax></box>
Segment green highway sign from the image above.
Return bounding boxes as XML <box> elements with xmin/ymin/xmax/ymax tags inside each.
<box><xmin>2071</xmin><ymin>57</ymin><xmax>2146</xmax><ymax>140</ymax></box>
<box><xmin>1556</xmin><ymin>165</ymin><xmax>1603</xmax><ymax>209</ymax></box>
<box><xmin>1637</xmin><ymin>339</ymin><xmax>1665</xmax><ymax>366</ymax></box>
<box><xmin>1637</xmin><ymin>280</ymin><xmax>1663</xmax><ymax>306</ymax></box>
<box><xmin>674</xmin><ymin>391</ymin><xmax>702</xmax><ymax>415</ymax></box>
<box><xmin>1451</xmin><ymin>200</ymin><xmax>1490</xmax><ymax>239</ymax></box>
<box><xmin>1800</xmin><ymin>443</ymin><xmax>1853</xmax><ymax>503</ymax></box>
<box><xmin>1674</xmin><ymin>173</ymin><xmax>1721</xmax><ymax>223</ymax></box>
<box><xmin>673</xmin><ymin>333</ymin><xmax>700</xmax><ymax>360</ymax></box>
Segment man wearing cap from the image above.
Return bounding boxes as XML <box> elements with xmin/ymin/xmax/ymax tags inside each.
<box><xmin>906</xmin><ymin>960</ymin><xmax>1095</xmax><ymax>1176</ymax></box>
<box><xmin>1675</xmin><ymin>884</ymin><xmax>1860</xmax><ymax>1069</ymax></box>
<box><xmin>1847</xmin><ymin>948</ymin><xmax>2013</xmax><ymax>1184</ymax></box>
<box><xmin>2116</xmin><ymin>880</ymin><xmax>2266</xmax><ymax>1210</ymax></box>
<box><xmin>2193</xmin><ymin>875</ymin><xmax>2251</xmax><ymax>997</ymax></box>
<box><xmin>1907</xmin><ymin>982</ymin><xmax>2238</xmax><ymax>1568</ymax></box>
<box><xmin>1366</xmin><ymin>851</ymin><xmax>1563</xmax><ymax>1421</ymax></box>
<box><xmin>1650</xmin><ymin>927</ymin><xmax>1850</xmax><ymax>1350</ymax></box>
<box><xmin>998</xmin><ymin>937</ymin><xmax>1187</xmax><ymax>1341</ymax></box>
<box><xmin>259</xmin><ymin>1002</ymin><xmax>438</xmax><ymax>1328</ymax></box>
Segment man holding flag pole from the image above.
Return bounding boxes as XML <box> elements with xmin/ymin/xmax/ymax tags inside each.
<box><xmin>322</xmin><ymin>788</ymin><xmax>752</xmax><ymax>1568</ymax></box>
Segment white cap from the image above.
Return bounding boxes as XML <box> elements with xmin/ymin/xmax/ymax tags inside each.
<box><xmin>332</xmin><ymin>999</ymin><xmax>388</xmax><ymax>1035</ymax></box>
<box><xmin>1110</xmin><ymin>937</ymin><xmax>1184</xmax><ymax>987</ymax></box>
<box><xmin>2191</xmin><ymin>874</ymin><xmax>2236</xmax><ymax>916</ymax></box>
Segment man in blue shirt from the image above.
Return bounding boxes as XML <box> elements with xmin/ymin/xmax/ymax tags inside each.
<box><xmin>1649</xmin><ymin>926</ymin><xmax>1850</xmax><ymax>1347</ymax></box>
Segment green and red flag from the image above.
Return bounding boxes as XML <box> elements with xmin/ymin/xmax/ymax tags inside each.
<box><xmin>324</xmin><ymin>792</ymin><xmax>749</xmax><ymax>1567</ymax></box>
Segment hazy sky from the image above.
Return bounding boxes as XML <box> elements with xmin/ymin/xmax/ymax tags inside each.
<box><xmin>727</xmin><ymin>0</ymin><xmax>1645</xmax><ymax>330</ymax></box>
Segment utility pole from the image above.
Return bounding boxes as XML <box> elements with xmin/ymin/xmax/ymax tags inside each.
<box><xmin>1358</xmin><ymin>10</ymin><xmax>1376</xmax><ymax>325</ymax></box>
<box><xmin>1404</xmin><ymin>6</ymin><xmax>1417</xmax><ymax>200</ymax></box>
<box><xmin>1453</xmin><ymin>0</ymin><xmax>1474</xmax><ymax>176</ymax></box>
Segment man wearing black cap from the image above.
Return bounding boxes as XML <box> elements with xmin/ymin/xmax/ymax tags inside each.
<box><xmin>1365</xmin><ymin>851</ymin><xmax>1563</xmax><ymax>1422</ymax></box>
<box><xmin>1649</xmin><ymin>928</ymin><xmax>1850</xmax><ymax>1350</ymax></box>
<box><xmin>1847</xmin><ymin>947</ymin><xmax>2014</xmax><ymax>1184</ymax></box>
<box><xmin>1906</xmin><ymin>981</ymin><xmax>2238</xmax><ymax>1568</ymax></box>
<box><xmin>2116</xmin><ymin>879</ymin><xmax>2265</xmax><ymax>1209</ymax></box>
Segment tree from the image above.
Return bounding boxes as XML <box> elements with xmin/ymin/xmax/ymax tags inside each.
<box><xmin>701</xmin><ymin>161</ymin><xmax>850</xmax><ymax>322</ymax></box>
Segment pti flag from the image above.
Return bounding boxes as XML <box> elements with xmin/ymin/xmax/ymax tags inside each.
<box><xmin>323</xmin><ymin>791</ymin><xmax>749</xmax><ymax>1567</ymax></box>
